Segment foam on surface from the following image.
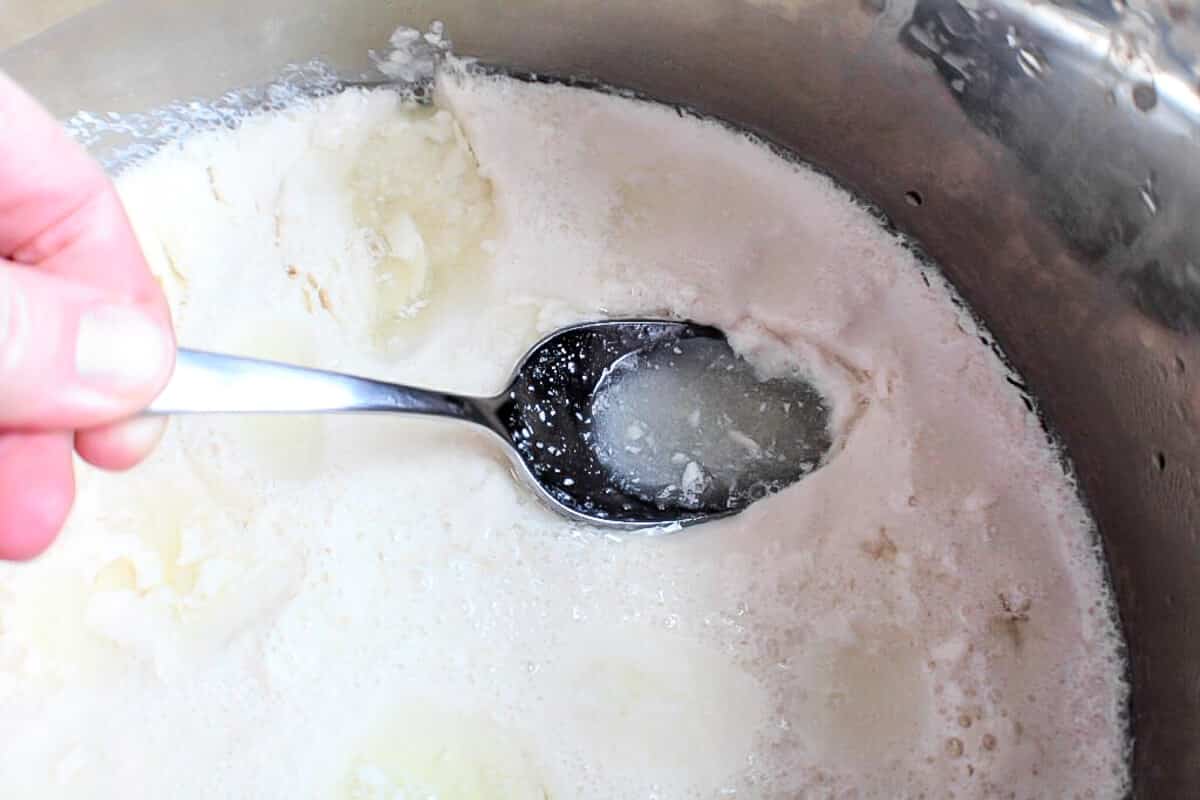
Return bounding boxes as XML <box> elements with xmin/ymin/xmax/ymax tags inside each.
<box><xmin>0</xmin><ymin>68</ymin><xmax>1129</xmax><ymax>799</ymax></box>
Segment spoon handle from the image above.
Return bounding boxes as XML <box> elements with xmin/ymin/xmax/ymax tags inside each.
<box><xmin>147</xmin><ymin>349</ymin><xmax>486</xmax><ymax>424</ymax></box>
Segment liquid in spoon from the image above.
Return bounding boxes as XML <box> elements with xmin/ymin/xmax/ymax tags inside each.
<box><xmin>590</xmin><ymin>336</ymin><xmax>831</xmax><ymax>511</ymax></box>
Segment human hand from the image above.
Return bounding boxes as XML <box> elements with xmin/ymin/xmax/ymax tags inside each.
<box><xmin>0</xmin><ymin>72</ymin><xmax>175</xmax><ymax>560</ymax></box>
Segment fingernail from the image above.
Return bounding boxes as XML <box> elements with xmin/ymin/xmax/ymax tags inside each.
<box><xmin>110</xmin><ymin>415</ymin><xmax>169</xmax><ymax>456</ymax></box>
<box><xmin>77</xmin><ymin>416</ymin><xmax>169</xmax><ymax>471</ymax></box>
<box><xmin>76</xmin><ymin>306</ymin><xmax>168</xmax><ymax>390</ymax></box>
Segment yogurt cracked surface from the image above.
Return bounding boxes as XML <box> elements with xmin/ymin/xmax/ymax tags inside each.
<box><xmin>0</xmin><ymin>68</ymin><xmax>1128</xmax><ymax>799</ymax></box>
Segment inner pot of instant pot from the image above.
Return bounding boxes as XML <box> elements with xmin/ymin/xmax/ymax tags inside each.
<box><xmin>4</xmin><ymin>0</ymin><xmax>1198</xmax><ymax>796</ymax></box>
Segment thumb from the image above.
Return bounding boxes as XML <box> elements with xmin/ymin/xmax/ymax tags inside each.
<box><xmin>0</xmin><ymin>259</ymin><xmax>174</xmax><ymax>430</ymax></box>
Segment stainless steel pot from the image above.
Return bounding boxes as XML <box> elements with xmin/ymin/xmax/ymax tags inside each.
<box><xmin>3</xmin><ymin>1</ymin><xmax>1198</xmax><ymax>795</ymax></box>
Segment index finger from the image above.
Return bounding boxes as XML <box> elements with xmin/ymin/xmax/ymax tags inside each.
<box><xmin>0</xmin><ymin>70</ymin><xmax>161</xmax><ymax>305</ymax></box>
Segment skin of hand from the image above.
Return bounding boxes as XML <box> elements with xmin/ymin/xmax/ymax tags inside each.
<box><xmin>0</xmin><ymin>71</ymin><xmax>175</xmax><ymax>561</ymax></box>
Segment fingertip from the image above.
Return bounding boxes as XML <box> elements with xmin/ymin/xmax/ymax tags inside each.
<box><xmin>76</xmin><ymin>416</ymin><xmax>168</xmax><ymax>471</ymax></box>
<box><xmin>0</xmin><ymin>432</ymin><xmax>74</xmax><ymax>561</ymax></box>
<box><xmin>0</xmin><ymin>262</ymin><xmax>176</xmax><ymax>430</ymax></box>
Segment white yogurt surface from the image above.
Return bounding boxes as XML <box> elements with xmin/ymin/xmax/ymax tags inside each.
<box><xmin>0</xmin><ymin>68</ymin><xmax>1128</xmax><ymax>799</ymax></box>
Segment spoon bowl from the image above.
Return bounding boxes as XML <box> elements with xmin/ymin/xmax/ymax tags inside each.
<box><xmin>150</xmin><ymin>319</ymin><xmax>832</xmax><ymax>529</ymax></box>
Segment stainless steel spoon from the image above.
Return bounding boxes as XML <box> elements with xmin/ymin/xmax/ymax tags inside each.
<box><xmin>149</xmin><ymin>319</ymin><xmax>831</xmax><ymax>529</ymax></box>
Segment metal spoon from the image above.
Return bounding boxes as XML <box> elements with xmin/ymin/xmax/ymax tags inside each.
<box><xmin>149</xmin><ymin>319</ymin><xmax>832</xmax><ymax>529</ymax></box>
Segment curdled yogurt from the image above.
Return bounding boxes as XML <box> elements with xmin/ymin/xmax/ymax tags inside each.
<box><xmin>0</xmin><ymin>67</ymin><xmax>1128</xmax><ymax>799</ymax></box>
